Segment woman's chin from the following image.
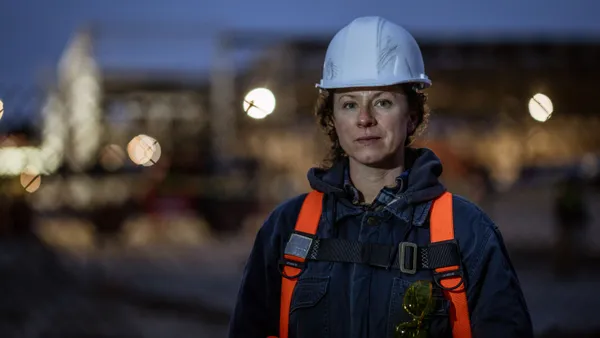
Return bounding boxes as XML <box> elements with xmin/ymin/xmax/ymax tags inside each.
<box><xmin>350</xmin><ymin>151</ymin><xmax>393</xmax><ymax>168</ymax></box>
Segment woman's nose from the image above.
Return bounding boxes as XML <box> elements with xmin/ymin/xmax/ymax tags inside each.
<box><xmin>357</xmin><ymin>107</ymin><xmax>376</xmax><ymax>128</ymax></box>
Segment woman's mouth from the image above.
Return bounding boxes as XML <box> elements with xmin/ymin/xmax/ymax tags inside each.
<box><xmin>355</xmin><ymin>136</ymin><xmax>381</xmax><ymax>145</ymax></box>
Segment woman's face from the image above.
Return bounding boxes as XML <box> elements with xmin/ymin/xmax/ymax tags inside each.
<box><xmin>332</xmin><ymin>85</ymin><xmax>415</xmax><ymax>168</ymax></box>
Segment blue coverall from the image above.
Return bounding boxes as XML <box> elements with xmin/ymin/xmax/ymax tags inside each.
<box><xmin>229</xmin><ymin>147</ymin><xmax>533</xmax><ymax>338</ymax></box>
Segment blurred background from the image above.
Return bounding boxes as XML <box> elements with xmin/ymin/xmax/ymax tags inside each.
<box><xmin>0</xmin><ymin>0</ymin><xmax>599</xmax><ymax>337</ymax></box>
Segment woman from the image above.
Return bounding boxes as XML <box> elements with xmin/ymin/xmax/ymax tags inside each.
<box><xmin>228</xmin><ymin>16</ymin><xmax>533</xmax><ymax>338</ymax></box>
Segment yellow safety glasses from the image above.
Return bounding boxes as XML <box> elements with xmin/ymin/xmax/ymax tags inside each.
<box><xmin>395</xmin><ymin>280</ymin><xmax>434</xmax><ymax>338</ymax></box>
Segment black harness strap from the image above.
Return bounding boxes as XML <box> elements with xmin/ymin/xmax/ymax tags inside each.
<box><xmin>302</xmin><ymin>238</ymin><xmax>461</xmax><ymax>273</ymax></box>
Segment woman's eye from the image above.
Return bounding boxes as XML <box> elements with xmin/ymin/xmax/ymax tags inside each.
<box><xmin>375</xmin><ymin>100</ymin><xmax>393</xmax><ymax>108</ymax></box>
<box><xmin>343</xmin><ymin>102</ymin><xmax>358</xmax><ymax>109</ymax></box>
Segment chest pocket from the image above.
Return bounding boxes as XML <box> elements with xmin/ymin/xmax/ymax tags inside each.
<box><xmin>289</xmin><ymin>276</ymin><xmax>330</xmax><ymax>338</ymax></box>
<box><xmin>387</xmin><ymin>277</ymin><xmax>452</xmax><ymax>338</ymax></box>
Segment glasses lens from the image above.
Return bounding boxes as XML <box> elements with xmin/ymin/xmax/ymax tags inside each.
<box><xmin>403</xmin><ymin>280</ymin><xmax>433</xmax><ymax>319</ymax></box>
<box><xmin>395</xmin><ymin>321</ymin><xmax>427</xmax><ymax>338</ymax></box>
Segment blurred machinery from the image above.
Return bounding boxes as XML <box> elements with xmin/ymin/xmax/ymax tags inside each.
<box><xmin>0</xmin><ymin>27</ymin><xmax>326</xmax><ymax>247</ymax></box>
<box><xmin>1</xmin><ymin>24</ymin><xmax>599</xmax><ymax>249</ymax></box>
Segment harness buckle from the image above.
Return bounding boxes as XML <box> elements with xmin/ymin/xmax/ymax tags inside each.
<box><xmin>279</xmin><ymin>232</ymin><xmax>315</xmax><ymax>280</ymax></box>
<box><xmin>430</xmin><ymin>239</ymin><xmax>465</xmax><ymax>291</ymax></box>
<box><xmin>284</xmin><ymin>233</ymin><xmax>314</xmax><ymax>259</ymax></box>
<box><xmin>399</xmin><ymin>242</ymin><xmax>418</xmax><ymax>274</ymax></box>
<box><xmin>433</xmin><ymin>268</ymin><xmax>465</xmax><ymax>291</ymax></box>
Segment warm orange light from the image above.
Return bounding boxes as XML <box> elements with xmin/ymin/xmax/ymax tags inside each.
<box><xmin>20</xmin><ymin>165</ymin><xmax>41</xmax><ymax>193</ymax></box>
<box><xmin>127</xmin><ymin>134</ymin><xmax>161</xmax><ymax>166</ymax></box>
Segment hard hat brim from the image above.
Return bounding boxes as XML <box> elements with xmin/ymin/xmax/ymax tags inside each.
<box><xmin>316</xmin><ymin>77</ymin><xmax>432</xmax><ymax>91</ymax></box>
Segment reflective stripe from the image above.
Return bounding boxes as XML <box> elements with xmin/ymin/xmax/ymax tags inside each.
<box><xmin>430</xmin><ymin>191</ymin><xmax>472</xmax><ymax>338</ymax></box>
<box><xmin>279</xmin><ymin>191</ymin><xmax>323</xmax><ymax>338</ymax></box>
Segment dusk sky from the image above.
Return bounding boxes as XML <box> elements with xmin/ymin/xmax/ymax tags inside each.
<box><xmin>0</xmin><ymin>0</ymin><xmax>598</xmax><ymax>125</ymax></box>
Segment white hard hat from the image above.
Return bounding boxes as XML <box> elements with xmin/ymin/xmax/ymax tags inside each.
<box><xmin>317</xmin><ymin>16</ymin><xmax>431</xmax><ymax>90</ymax></box>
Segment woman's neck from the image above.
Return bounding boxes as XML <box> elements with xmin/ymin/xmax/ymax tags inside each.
<box><xmin>348</xmin><ymin>157</ymin><xmax>405</xmax><ymax>204</ymax></box>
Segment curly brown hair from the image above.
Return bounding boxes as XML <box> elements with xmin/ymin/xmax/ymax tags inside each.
<box><xmin>314</xmin><ymin>84</ymin><xmax>430</xmax><ymax>168</ymax></box>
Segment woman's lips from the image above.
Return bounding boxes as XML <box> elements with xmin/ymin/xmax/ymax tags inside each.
<box><xmin>355</xmin><ymin>136</ymin><xmax>381</xmax><ymax>145</ymax></box>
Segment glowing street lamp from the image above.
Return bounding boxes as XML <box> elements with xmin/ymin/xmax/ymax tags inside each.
<box><xmin>243</xmin><ymin>87</ymin><xmax>276</xmax><ymax>119</ymax></box>
<box><xmin>528</xmin><ymin>93</ymin><xmax>553</xmax><ymax>122</ymax></box>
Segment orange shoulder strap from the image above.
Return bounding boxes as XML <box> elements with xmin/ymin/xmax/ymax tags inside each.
<box><xmin>276</xmin><ymin>190</ymin><xmax>324</xmax><ymax>338</ymax></box>
<box><xmin>430</xmin><ymin>191</ymin><xmax>472</xmax><ymax>338</ymax></box>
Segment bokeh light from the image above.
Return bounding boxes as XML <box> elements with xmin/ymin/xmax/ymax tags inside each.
<box><xmin>20</xmin><ymin>165</ymin><xmax>42</xmax><ymax>193</ymax></box>
<box><xmin>100</xmin><ymin>144</ymin><xmax>126</xmax><ymax>171</ymax></box>
<box><xmin>528</xmin><ymin>93</ymin><xmax>553</xmax><ymax>122</ymax></box>
<box><xmin>243</xmin><ymin>87</ymin><xmax>276</xmax><ymax>119</ymax></box>
<box><xmin>127</xmin><ymin>134</ymin><xmax>161</xmax><ymax>166</ymax></box>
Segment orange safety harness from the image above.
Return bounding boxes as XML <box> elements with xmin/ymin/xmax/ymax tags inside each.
<box><xmin>270</xmin><ymin>190</ymin><xmax>472</xmax><ymax>338</ymax></box>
